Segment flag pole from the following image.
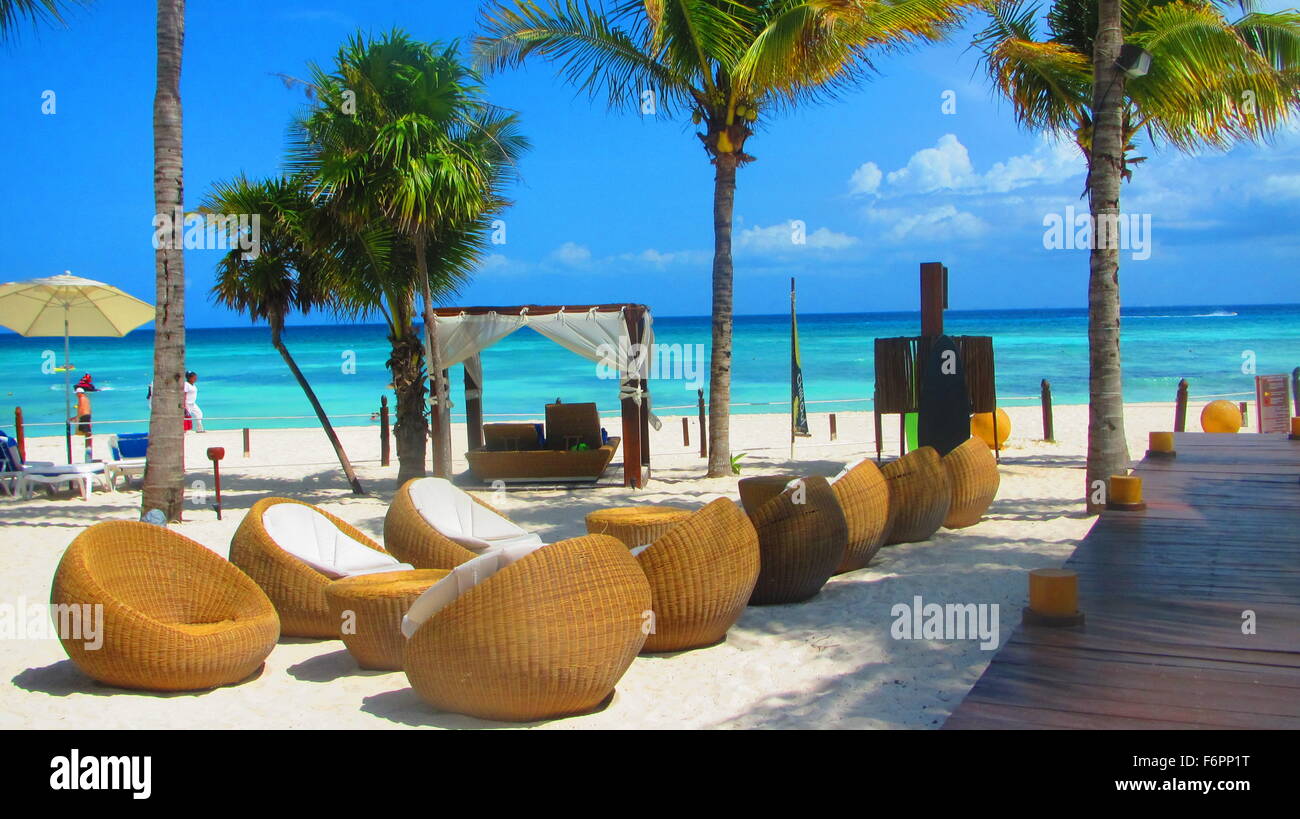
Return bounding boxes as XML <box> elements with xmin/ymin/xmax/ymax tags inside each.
<box><xmin>790</xmin><ymin>277</ymin><xmax>796</xmax><ymax>462</ymax></box>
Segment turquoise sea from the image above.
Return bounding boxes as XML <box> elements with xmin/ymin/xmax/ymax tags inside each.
<box><xmin>2</xmin><ymin>305</ymin><xmax>1296</xmax><ymax>436</ymax></box>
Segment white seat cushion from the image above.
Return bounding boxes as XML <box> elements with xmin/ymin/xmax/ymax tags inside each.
<box><xmin>630</xmin><ymin>544</ymin><xmax>652</xmax><ymax>557</ymax></box>
<box><xmin>407</xmin><ymin>477</ymin><xmax>543</xmax><ymax>554</ymax></box>
<box><xmin>401</xmin><ymin>541</ymin><xmax>545</xmax><ymax>638</ymax></box>
<box><xmin>262</xmin><ymin>503</ymin><xmax>409</xmax><ymax>579</ymax></box>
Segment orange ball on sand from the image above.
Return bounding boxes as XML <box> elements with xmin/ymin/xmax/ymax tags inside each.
<box><xmin>971</xmin><ymin>408</ymin><xmax>1011</xmax><ymax>449</ymax></box>
<box><xmin>1199</xmin><ymin>400</ymin><xmax>1242</xmax><ymax>434</ymax></box>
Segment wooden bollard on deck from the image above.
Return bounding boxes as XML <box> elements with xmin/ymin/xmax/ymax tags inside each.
<box><xmin>1106</xmin><ymin>474</ymin><xmax>1146</xmax><ymax>511</ymax></box>
<box><xmin>1146</xmin><ymin>431</ymin><xmax>1176</xmax><ymax>459</ymax></box>
<box><xmin>1022</xmin><ymin>569</ymin><xmax>1085</xmax><ymax>627</ymax></box>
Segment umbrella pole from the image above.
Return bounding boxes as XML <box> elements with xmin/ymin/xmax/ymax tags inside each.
<box><xmin>64</xmin><ymin>310</ymin><xmax>73</xmax><ymax>463</ymax></box>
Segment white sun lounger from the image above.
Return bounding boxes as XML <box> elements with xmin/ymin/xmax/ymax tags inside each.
<box><xmin>15</xmin><ymin>461</ymin><xmax>112</xmax><ymax>501</ymax></box>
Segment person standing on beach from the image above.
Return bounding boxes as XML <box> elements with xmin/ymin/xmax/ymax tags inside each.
<box><xmin>183</xmin><ymin>371</ymin><xmax>205</xmax><ymax>433</ymax></box>
<box><xmin>69</xmin><ymin>387</ymin><xmax>92</xmax><ymax>460</ymax></box>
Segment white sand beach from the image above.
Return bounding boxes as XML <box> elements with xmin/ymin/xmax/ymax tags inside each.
<box><xmin>1</xmin><ymin>401</ymin><xmax>1177</xmax><ymax>729</ymax></box>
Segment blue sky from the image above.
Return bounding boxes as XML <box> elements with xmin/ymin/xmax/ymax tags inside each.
<box><xmin>2</xmin><ymin>0</ymin><xmax>1297</xmax><ymax>328</ymax></box>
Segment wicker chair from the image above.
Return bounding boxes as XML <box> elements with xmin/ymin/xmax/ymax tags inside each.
<box><xmin>829</xmin><ymin>458</ymin><xmax>891</xmax><ymax>573</ymax></box>
<box><xmin>403</xmin><ymin>534</ymin><xmax>651</xmax><ymax>722</ymax></box>
<box><xmin>747</xmin><ymin>476</ymin><xmax>848</xmax><ymax>605</ymax></box>
<box><xmin>51</xmin><ymin>521</ymin><xmax>279</xmax><ymax>691</ymax></box>
<box><xmin>384</xmin><ymin>477</ymin><xmax>542</xmax><ymax>570</ymax></box>
<box><xmin>635</xmin><ymin>498</ymin><xmax>759</xmax><ymax>652</ymax></box>
<box><xmin>230</xmin><ymin>497</ymin><xmax>400</xmax><ymax>638</ymax></box>
<box><xmin>882</xmin><ymin>447</ymin><xmax>952</xmax><ymax>545</ymax></box>
<box><xmin>942</xmin><ymin>436</ymin><xmax>1000</xmax><ymax>528</ymax></box>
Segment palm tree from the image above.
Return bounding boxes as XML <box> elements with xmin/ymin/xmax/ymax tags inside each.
<box><xmin>202</xmin><ymin>175</ymin><xmax>366</xmax><ymax>495</ymax></box>
<box><xmin>290</xmin><ymin>30</ymin><xmax>528</xmax><ymax>481</ymax></box>
<box><xmin>475</xmin><ymin>0</ymin><xmax>981</xmax><ymax>478</ymax></box>
<box><xmin>0</xmin><ymin>0</ymin><xmax>85</xmax><ymax>40</ymax></box>
<box><xmin>142</xmin><ymin>0</ymin><xmax>187</xmax><ymax>521</ymax></box>
<box><xmin>975</xmin><ymin>0</ymin><xmax>1300</xmax><ymax>511</ymax></box>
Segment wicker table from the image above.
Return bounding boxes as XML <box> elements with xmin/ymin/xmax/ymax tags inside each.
<box><xmin>585</xmin><ymin>505</ymin><xmax>693</xmax><ymax>549</ymax></box>
<box><xmin>737</xmin><ymin>475</ymin><xmax>797</xmax><ymax>517</ymax></box>
<box><xmin>324</xmin><ymin>569</ymin><xmax>450</xmax><ymax>670</ymax></box>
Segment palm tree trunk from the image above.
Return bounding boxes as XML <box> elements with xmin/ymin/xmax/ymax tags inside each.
<box><xmin>389</xmin><ymin>297</ymin><xmax>428</xmax><ymax>485</ymax></box>
<box><xmin>142</xmin><ymin>0</ymin><xmax>187</xmax><ymax>522</ymax></box>
<box><xmin>414</xmin><ymin>228</ymin><xmax>453</xmax><ymax>478</ymax></box>
<box><xmin>270</xmin><ymin>322</ymin><xmax>365</xmax><ymax>495</ymax></box>
<box><xmin>706</xmin><ymin>152</ymin><xmax>739</xmax><ymax>478</ymax></box>
<box><xmin>1086</xmin><ymin>0</ymin><xmax>1131</xmax><ymax>513</ymax></box>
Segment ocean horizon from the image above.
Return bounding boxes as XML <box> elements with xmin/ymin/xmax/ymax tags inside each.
<box><xmin>3</xmin><ymin>303</ymin><xmax>1297</xmax><ymax>436</ymax></box>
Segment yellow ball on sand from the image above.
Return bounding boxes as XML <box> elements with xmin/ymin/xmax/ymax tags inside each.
<box><xmin>1200</xmin><ymin>400</ymin><xmax>1242</xmax><ymax>433</ymax></box>
<box><xmin>971</xmin><ymin>408</ymin><xmax>1011</xmax><ymax>449</ymax></box>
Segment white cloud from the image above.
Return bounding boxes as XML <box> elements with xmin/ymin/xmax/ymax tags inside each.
<box><xmin>1259</xmin><ymin>174</ymin><xmax>1300</xmax><ymax>200</ymax></box>
<box><xmin>550</xmin><ymin>241</ymin><xmax>592</xmax><ymax>266</ymax></box>
<box><xmin>849</xmin><ymin>162</ymin><xmax>883</xmax><ymax>195</ymax></box>
<box><xmin>737</xmin><ymin>221</ymin><xmax>859</xmax><ymax>253</ymax></box>
<box><xmin>866</xmin><ymin>205</ymin><xmax>988</xmax><ymax>243</ymax></box>
<box><xmin>617</xmin><ymin>248</ymin><xmax>711</xmax><ymax>268</ymax></box>
<box><xmin>885</xmin><ymin>134</ymin><xmax>978</xmax><ymax>194</ymax></box>
<box><xmin>853</xmin><ymin>133</ymin><xmax>1084</xmax><ymax>198</ymax></box>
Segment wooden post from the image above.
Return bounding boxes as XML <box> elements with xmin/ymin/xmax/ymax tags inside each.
<box><xmin>379</xmin><ymin>396</ymin><xmax>390</xmax><ymax>467</ymax></box>
<box><xmin>1174</xmin><ymin>379</ymin><xmax>1189</xmax><ymax>432</ymax></box>
<box><xmin>829</xmin><ymin>413</ymin><xmax>838</xmax><ymax>441</ymax></box>
<box><xmin>242</xmin><ymin>427</ymin><xmax>250</xmax><ymax>458</ymax></box>
<box><xmin>621</xmin><ymin>306</ymin><xmax>645</xmax><ymax>488</ymax></box>
<box><xmin>464</xmin><ymin>356</ymin><xmax>483</xmax><ymax>451</ymax></box>
<box><xmin>14</xmin><ymin>407</ymin><xmax>25</xmax><ymax>462</ymax></box>
<box><xmin>873</xmin><ymin>389</ymin><xmax>883</xmax><ymax>464</ymax></box>
<box><xmin>920</xmin><ymin>262</ymin><xmax>948</xmax><ymax>337</ymax></box>
<box><xmin>1292</xmin><ymin>367</ymin><xmax>1299</xmax><ymax>414</ymax></box>
<box><xmin>681</xmin><ymin>417</ymin><xmax>689</xmax><ymax>448</ymax></box>
<box><xmin>697</xmin><ymin>388</ymin><xmax>707</xmax><ymax>459</ymax></box>
<box><xmin>1040</xmin><ymin>379</ymin><xmax>1055</xmax><ymax>442</ymax></box>
<box><xmin>1238</xmin><ymin>401</ymin><xmax>1249</xmax><ymax>429</ymax></box>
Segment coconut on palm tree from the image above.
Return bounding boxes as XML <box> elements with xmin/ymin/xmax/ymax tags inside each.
<box><xmin>202</xmin><ymin>175</ymin><xmax>366</xmax><ymax>495</ymax></box>
<box><xmin>475</xmin><ymin>0</ymin><xmax>981</xmax><ymax>478</ymax></box>
<box><xmin>143</xmin><ymin>0</ymin><xmax>187</xmax><ymax>521</ymax></box>
<box><xmin>289</xmin><ymin>30</ymin><xmax>528</xmax><ymax>483</ymax></box>
<box><xmin>975</xmin><ymin>0</ymin><xmax>1300</xmax><ymax>511</ymax></box>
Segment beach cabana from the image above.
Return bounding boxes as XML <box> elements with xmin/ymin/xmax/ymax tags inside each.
<box><xmin>427</xmin><ymin>304</ymin><xmax>657</xmax><ymax>488</ymax></box>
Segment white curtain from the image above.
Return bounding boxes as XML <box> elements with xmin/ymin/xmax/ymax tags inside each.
<box><xmin>431</xmin><ymin>307</ymin><xmax>659</xmax><ymax>429</ymax></box>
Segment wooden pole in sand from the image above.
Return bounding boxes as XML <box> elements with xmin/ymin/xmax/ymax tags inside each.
<box><xmin>1040</xmin><ymin>379</ymin><xmax>1055</xmax><ymax>442</ymax></box>
<box><xmin>829</xmin><ymin>413</ymin><xmax>837</xmax><ymax>441</ymax></box>
<box><xmin>697</xmin><ymin>388</ymin><xmax>707</xmax><ymax>459</ymax></box>
<box><xmin>242</xmin><ymin>428</ymin><xmax>250</xmax><ymax>458</ymax></box>
<box><xmin>14</xmin><ymin>407</ymin><xmax>25</xmax><ymax>462</ymax></box>
<box><xmin>682</xmin><ymin>417</ymin><xmax>689</xmax><ymax>448</ymax></box>
<box><xmin>1174</xmin><ymin>379</ymin><xmax>1189</xmax><ymax>432</ymax></box>
<box><xmin>1291</xmin><ymin>367</ymin><xmax>1299</xmax><ymax>414</ymax></box>
<box><xmin>380</xmin><ymin>396</ymin><xmax>390</xmax><ymax>468</ymax></box>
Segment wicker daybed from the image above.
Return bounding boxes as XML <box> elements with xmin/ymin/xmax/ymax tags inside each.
<box><xmin>634</xmin><ymin>498</ymin><xmax>760</xmax><ymax>652</ymax></box>
<box><xmin>829</xmin><ymin>458</ymin><xmax>891</xmax><ymax>573</ymax></box>
<box><xmin>230</xmin><ymin>497</ymin><xmax>406</xmax><ymax>638</ymax></box>
<box><xmin>465</xmin><ymin>403</ymin><xmax>621</xmax><ymax>483</ymax></box>
<box><xmin>881</xmin><ymin>447</ymin><xmax>952</xmax><ymax>545</ymax></box>
<box><xmin>51</xmin><ymin>521</ymin><xmax>279</xmax><ymax>691</ymax></box>
<box><xmin>746</xmin><ymin>476</ymin><xmax>848</xmax><ymax>605</ymax></box>
<box><xmin>402</xmin><ymin>534</ymin><xmax>650</xmax><ymax>722</ymax></box>
<box><xmin>942</xmin><ymin>436</ymin><xmax>1000</xmax><ymax>528</ymax></box>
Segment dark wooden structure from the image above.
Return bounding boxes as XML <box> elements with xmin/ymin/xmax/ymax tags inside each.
<box><xmin>945</xmin><ymin>432</ymin><xmax>1300</xmax><ymax>729</ymax></box>
<box><xmin>874</xmin><ymin>263</ymin><xmax>996</xmax><ymax>462</ymax></box>
<box><xmin>427</xmin><ymin>304</ymin><xmax>652</xmax><ymax>488</ymax></box>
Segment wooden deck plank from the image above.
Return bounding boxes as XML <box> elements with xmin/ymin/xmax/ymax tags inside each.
<box><xmin>945</xmin><ymin>433</ymin><xmax>1300</xmax><ymax>730</ymax></box>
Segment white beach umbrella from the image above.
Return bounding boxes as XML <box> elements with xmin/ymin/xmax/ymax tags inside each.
<box><xmin>0</xmin><ymin>272</ymin><xmax>154</xmax><ymax>462</ymax></box>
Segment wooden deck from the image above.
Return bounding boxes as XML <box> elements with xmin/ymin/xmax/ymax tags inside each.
<box><xmin>944</xmin><ymin>432</ymin><xmax>1300</xmax><ymax>729</ymax></box>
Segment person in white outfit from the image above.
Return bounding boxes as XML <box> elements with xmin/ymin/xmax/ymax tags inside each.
<box><xmin>184</xmin><ymin>371</ymin><xmax>205</xmax><ymax>433</ymax></box>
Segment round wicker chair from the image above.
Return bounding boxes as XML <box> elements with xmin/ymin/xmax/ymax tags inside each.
<box><xmin>748</xmin><ymin>476</ymin><xmax>848</xmax><ymax>605</ymax></box>
<box><xmin>829</xmin><ymin>458</ymin><xmax>891</xmax><ymax>573</ymax></box>
<box><xmin>51</xmin><ymin>521</ymin><xmax>279</xmax><ymax>691</ymax></box>
<box><xmin>942</xmin><ymin>437</ymin><xmax>1000</xmax><ymax>528</ymax></box>
<box><xmin>882</xmin><ymin>447</ymin><xmax>952</xmax><ymax>545</ymax></box>
<box><xmin>229</xmin><ymin>497</ymin><xmax>395</xmax><ymax>638</ymax></box>
<box><xmin>384</xmin><ymin>478</ymin><xmax>536</xmax><ymax>570</ymax></box>
<box><xmin>403</xmin><ymin>534</ymin><xmax>651</xmax><ymax>722</ymax></box>
<box><xmin>636</xmin><ymin>498</ymin><xmax>760</xmax><ymax>653</ymax></box>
